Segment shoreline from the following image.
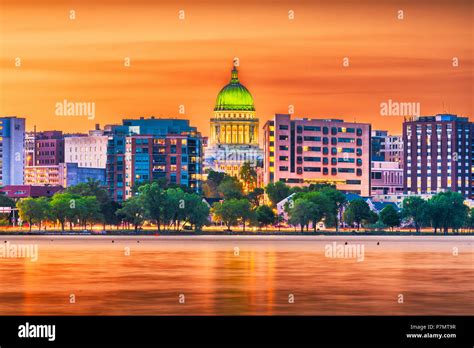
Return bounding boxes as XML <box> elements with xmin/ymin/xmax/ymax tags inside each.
<box><xmin>0</xmin><ymin>229</ymin><xmax>473</xmax><ymax>237</ymax></box>
<box><xmin>1</xmin><ymin>232</ymin><xmax>473</xmax><ymax>239</ymax></box>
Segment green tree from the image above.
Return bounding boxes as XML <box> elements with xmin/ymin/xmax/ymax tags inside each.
<box><xmin>139</xmin><ymin>182</ymin><xmax>167</xmax><ymax>232</ymax></box>
<box><xmin>212</xmin><ymin>199</ymin><xmax>241</xmax><ymax>231</ymax></box>
<box><xmin>66</xmin><ymin>178</ymin><xmax>114</xmax><ymax>228</ymax></box>
<box><xmin>379</xmin><ymin>205</ymin><xmax>400</xmax><ymax>231</ymax></box>
<box><xmin>288</xmin><ymin>198</ymin><xmax>315</xmax><ymax>233</ymax></box>
<box><xmin>17</xmin><ymin>197</ymin><xmax>47</xmax><ymax>232</ymax></box>
<box><xmin>202</xmin><ymin>170</ymin><xmax>227</xmax><ymax>198</ymax></box>
<box><xmin>101</xmin><ymin>201</ymin><xmax>122</xmax><ymax>228</ymax></box>
<box><xmin>247</xmin><ymin>187</ymin><xmax>264</xmax><ymax>207</ymax></box>
<box><xmin>217</xmin><ymin>176</ymin><xmax>244</xmax><ymax>200</ymax></box>
<box><xmin>235</xmin><ymin>199</ymin><xmax>254</xmax><ymax>232</ymax></box>
<box><xmin>365</xmin><ymin>210</ymin><xmax>379</xmax><ymax>226</ymax></box>
<box><xmin>427</xmin><ymin>191</ymin><xmax>467</xmax><ymax>234</ymax></box>
<box><xmin>76</xmin><ymin>196</ymin><xmax>102</xmax><ymax>230</ymax></box>
<box><xmin>255</xmin><ymin>205</ymin><xmax>276</xmax><ymax>230</ymax></box>
<box><xmin>50</xmin><ymin>193</ymin><xmax>78</xmax><ymax>232</ymax></box>
<box><xmin>401</xmin><ymin>196</ymin><xmax>427</xmax><ymax>234</ymax></box>
<box><xmin>239</xmin><ymin>161</ymin><xmax>257</xmax><ymax>191</ymax></box>
<box><xmin>304</xmin><ymin>191</ymin><xmax>332</xmax><ymax>232</ymax></box>
<box><xmin>116</xmin><ymin>196</ymin><xmax>145</xmax><ymax>232</ymax></box>
<box><xmin>319</xmin><ymin>187</ymin><xmax>347</xmax><ymax>231</ymax></box>
<box><xmin>162</xmin><ymin>188</ymin><xmax>187</xmax><ymax>231</ymax></box>
<box><xmin>0</xmin><ymin>195</ymin><xmax>15</xmax><ymax>227</ymax></box>
<box><xmin>265</xmin><ymin>181</ymin><xmax>291</xmax><ymax>208</ymax></box>
<box><xmin>184</xmin><ymin>194</ymin><xmax>210</xmax><ymax>231</ymax></box>
<box><xmin>343</xmin><ymin>199</ymin><xmax>371</xmax><ymax>230</ymax></box>
<box><xmin>0</xmin><ymin>195</ymin><xmax>15</xmax><ymax>208</ymax></box>
<box><xmin>466</xmin><ymin>208</ymin><xmax>474</xmax><ymax>232</ymax></box>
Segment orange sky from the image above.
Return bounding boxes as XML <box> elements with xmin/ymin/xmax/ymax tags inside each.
<box><xmin>0</xmin><ymin>0</ymin><xmax>472</xmax><ymax>140</ymax></box>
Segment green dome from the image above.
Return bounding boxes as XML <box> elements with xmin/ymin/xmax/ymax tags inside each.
<box><xmin>214</xmin><ymin>66</ymin><xmax>255</xmax><ymax>111</ymax></box>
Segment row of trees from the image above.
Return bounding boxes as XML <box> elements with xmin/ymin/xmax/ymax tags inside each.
<box><xmin>400</xmin><ymin>191</ymin><xmax>472</xmax><ymax>233</ymax></box>
<box><xmin>3</xmin><ymin>166</ymin><xmax>474</xmax><ymax>233</ymax></box>
<box><xmin>11</xmin><ymin>179</ymin><xmax>210</xmax><ymax>233</ymax></box>
<box><xmin>285</xmin><ymin>189</ymin><xmax>474</xmax><ymax>234</ymax></box>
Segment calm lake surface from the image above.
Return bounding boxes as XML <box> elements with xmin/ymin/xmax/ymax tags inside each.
<box><xmin>0</xmin><ymin>235</ymin><xmax>472</xmax><ymax>315</ymax></box>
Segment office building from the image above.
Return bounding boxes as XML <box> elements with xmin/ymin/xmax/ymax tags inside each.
<box><xmin>0</xmin><ymin>117</ymin><xmax>25</xmax><ymax>186</ymax></box>
<box><xmin>403</xmin><ymin>114</ymin><xmax>473</xmax><ymax>198</ymax></box>
<box><xmin>263</xmin><ymin>114</ymin><xmax>371</xmax><ymax>196</ymax></box>
<box><xmin>106</xmin><ymin>117</ymin><xmax>203</xmax><ymax>201</ymax></box>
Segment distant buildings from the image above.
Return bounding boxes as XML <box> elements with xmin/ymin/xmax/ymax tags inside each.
<box><xmin>371</xmin><ymin>130</ymin><xmax>403</xmax><ymax>166</ymax></box>
<box><xmin>263</xmin><ymin>114</ymin><xmax>371</xmax><ymax>196</ymax></box>
<box><xmin>24</xmin><ymin>165</ymin><xmax>63</xmax><ymax>186</ymax></box>
<box><xmin>0</xmin><ymin>185</ymin><xmax>62</xmax><ymax>200</ymax></box>
<box><xmin>106</xmin><ymin>117</ymin><xmax>203</xmax><ymax>201</ymax></box>
<box><xmin>203</xmin><ymin>64</ymin><xmax>263</xmax><ymax>177</ymax></box>
<box><xmin>0</xmin><ymin>117</ymin><xmax>25</xmax><ymax>186</ymax></box>
<box><xmin>371</xmin><ymin>161</ymin><xmax>403</xmax><ymax>195</ymax></box>
<box><xmin>62</xmin><ymin>163</ymin><xmax>105</xmax><ymax>187</ymax></box>
<box><xmin>370</xmin><ymin>130</ymin><xmax>404</xmax><ymax>195</ymax></box>
<box><xmin>32</xmin><ymin>131</ymin><xmax>64</xmax><ymax>165</ymax></box>
<box><xmin>403</xmin><ymin>114</ymin><xmax>473</xmax><ymax>198</ymax></box>
<box><xmin>65</xmin><ymin>125</ymin><xmax>107</xmax><ymax>169</ymax></box>
<box><xmin>24</xmin><ymin>163</ymin><xmax>105</xmax><ymax>187</ymax></box>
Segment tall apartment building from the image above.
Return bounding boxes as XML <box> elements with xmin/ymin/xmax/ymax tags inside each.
<box><xmin>32</xmin><ymin>131</ymin><xmax>65</xmax><ymax>165</ymax></box>
<box><xmin>0</xmin><ymin>117</ymin><xmax>25</xmax><ymax>186</ymax></box>
<box><xmin>385</xmin><ymin>134</ymin><xmax>404</xmax><ymax>165</ymax></box>
<box><xmin>263</xmin><ymin>114</ymin><xmax>371</xmax><ymax>196</ymax></box>
<box><xmin>65</xmin><ymin>126</ymin><xmax>108</xmax><ymax>169</ymax></box>
<box><xmin>403</xmin><ymin>114</ymin><xmax>473</xmax><ymax>198</ymax></box>
<box><xmin>106</xmin><ymin>118</ymin><xmax>203</xmax><ymax>201</ymax></box>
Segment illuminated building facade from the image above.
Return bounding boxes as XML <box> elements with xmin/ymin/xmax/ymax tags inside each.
<box><xmin>263</xmin><ymin>114</ymin><xmax>371</xmax><ymax>196</ymax></box>
<box><xmin>204</xmin><ymin>64</ymin><xmax>263</xmax><ymax>177</ymax></box>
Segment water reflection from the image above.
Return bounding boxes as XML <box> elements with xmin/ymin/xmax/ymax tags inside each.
<box><xmin>0</xmin><ymin>236</ymin><xmax>472</xmax><ymax>315</ymax></box>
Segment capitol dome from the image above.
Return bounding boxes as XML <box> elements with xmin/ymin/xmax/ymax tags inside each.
<box><xmin>214</xmin><ymin>66</ymin><xmax>255</xmax><ymax>112</ymax></box>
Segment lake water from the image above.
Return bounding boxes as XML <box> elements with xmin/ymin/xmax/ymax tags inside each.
<box><xmin>0</xmin><ymin>235</ymin><xmax>472</xmax><ymax>315</ymax></box>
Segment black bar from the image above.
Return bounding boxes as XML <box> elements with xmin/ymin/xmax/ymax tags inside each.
<box><xmin>0</xmin><ymin>316</ymin><xmax>472</xmax><ymax>347</ymax></box>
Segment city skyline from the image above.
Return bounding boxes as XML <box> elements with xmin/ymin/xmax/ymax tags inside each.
<box><xmin>1</xmin><ymin>0</ymin><xmax>473</xmax><ymax>138</ymax></box>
